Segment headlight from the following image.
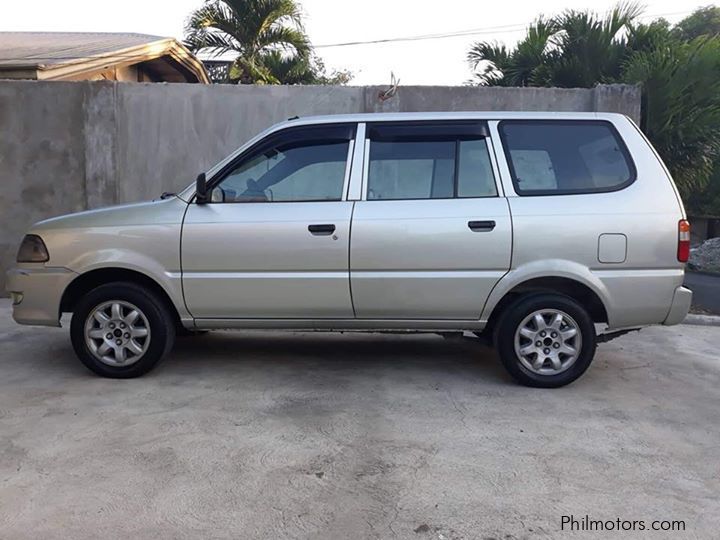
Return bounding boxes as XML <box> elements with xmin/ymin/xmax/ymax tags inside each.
<box><xmin>16</xmin><ymin>234</ymin><xmax>49</xmax><ymax>263</ymax></box>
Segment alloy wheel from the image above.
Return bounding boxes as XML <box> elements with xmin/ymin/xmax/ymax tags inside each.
<box><xmin>84</xmin><ymin>300</ymin><xmax>151</xmax><ymax>366</ymax></box>
<box><xmin>513</xmin><ymin>309</ymin><xmax>582</xmax><ymax>375</ymax></box>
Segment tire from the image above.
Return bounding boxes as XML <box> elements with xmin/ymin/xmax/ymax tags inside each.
<box><xmin>494</xmin><ymin>293</ymin><xmax>596</xmax><ymax>388</ymax></box>
<box><xmin>70</xmin><ymin>282</ymin><xmax>176</xmax><ymax>378</ymax></box>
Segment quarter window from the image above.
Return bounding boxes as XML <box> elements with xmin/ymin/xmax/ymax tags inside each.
<box><xmin>500</xmin><ymin>120</ymin><xmax>635</xmax><ymax>195</ymax></box>
<box><xmin>366</xmin><ymin>123</ymin><xmax>497</xmax><ymax>200</ymax></box>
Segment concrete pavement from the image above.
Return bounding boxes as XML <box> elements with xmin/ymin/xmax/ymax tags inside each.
<box><xmin>0</xmin><ymin>299</ymin><xmax>719</xmax><ymax>539</ymax></box>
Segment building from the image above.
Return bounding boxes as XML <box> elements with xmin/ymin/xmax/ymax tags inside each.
<box><xmin>0</xmin><ymin>32</ymin><xmax>209</xmax><ymax>83</ymax></box>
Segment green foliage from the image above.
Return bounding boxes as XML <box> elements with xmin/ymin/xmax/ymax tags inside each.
<box><xmin>625</xmin><ymin>18</ymin><xmax>672</xmax><ymax>50</ymax></box>
<box><xmin>686</xmin><ymin>166</ymin><xmax>720</xmax><ymax>217</ymax></box>
<box><xmin>673</xmin><ymin>5</ymin><xmax>720</xmax><ymax>40</ymax></box>
<box><xmin>184</xmin><ymin>0</ymin><xmax>351</xmax><ymax>85</ymax></box>
<box><xmin>623</xmin><ymin>37</ymin><xmax>720</xmax><ymax>198</ymax></box>
<box><xmin>468</xmin><ymin>17</ymin><xmax>559</xmax><ymax>86</ymax></box>
<box><xmin>258</xmin><ymin>50</ymin><xmax>353</xmax><ymax>85</ymax></box>
<box><xmin>467</xmin><ymin>4</ymin><xmax>720</xmax><ymax>214</ymax></box>
<box><xmin>467</xmin><ymin>3</ymin><xmax>643</xmax><ymax>87</ymax></box>
<box><xmin>550</xmin><ymin>3</ymin><xmax>642</xmax><ymax>87</ymax></box>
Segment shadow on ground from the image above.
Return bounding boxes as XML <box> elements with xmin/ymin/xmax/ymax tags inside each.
<box><xmin>166</xmin><ymin>331</ymin><xmax>508</xmax><ymax>382</ymax></box>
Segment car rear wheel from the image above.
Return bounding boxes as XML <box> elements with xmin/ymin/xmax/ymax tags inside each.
<box><xmin>495</xmin><ymin>293</ymin><xmax>596</xmax><ymax>388</ymax></box>
<box><xmin>70</xmin><ymin>282</ymin><xmax>175</xmax><ymax>378</ymax></box>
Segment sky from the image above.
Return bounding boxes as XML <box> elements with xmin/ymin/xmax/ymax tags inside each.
<box><xmin>1</xmin><ymin>0</ymin><xmax>714</xmax><ymax>85</ymax></box>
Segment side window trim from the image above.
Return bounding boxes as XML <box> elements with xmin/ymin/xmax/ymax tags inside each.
<box><xmin>497</xmin><ymin>119</ymin><xmax>637</xmax><ymax>197</ymax></box>
<box><xmin>346</xmin><ymin>123</ymin><xmax>366</xmax><ymax>201</ymax></box>
<box><xmin>341</xmin><ymin>139</ymin><xmax>355</xmax><ymax>201</ymax></box>
<box><xmin>361</xmin><ymin>136</ymin><xmax>370</xmax><ymax>201</ymax></box>
<box><xmin>206</xmin><ymin>122</ymin><xmax>357</xmax><ymax>202</ymax></box>
<box><xmin>452</xmin><ymin>139</ymin><xmax>460</xmax><ymax>198</ymax></box>
<box><xmin>488</xmin><ymin>120</ymin><xmax>517</xmax><ymax>197</ymax></box>
<box><xmin>483</xmin><ymin>126</ymin><xmax>507</xmax><ymax>198</ymax></box>
<box><xmin>361</xmin><ymin>121</ymin><xmax>497</xmax><ymax>201</ymax></box>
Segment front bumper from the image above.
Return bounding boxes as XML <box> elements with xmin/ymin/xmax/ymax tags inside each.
<box><xmin>5</xmin><ymin>266</ymin><xmax>77</xmax><ymax>327</ymax></box>
<box><xmin>663</xmin><ymin>286</ymin><xmax>693</xmax><ymax>326</ymax></box>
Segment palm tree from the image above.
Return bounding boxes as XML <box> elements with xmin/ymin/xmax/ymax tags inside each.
<box><xmin>467</xmin><ymin>18</ymin><xmax>558</xmax><ymax>86</ymax></box>
<box><xmin>466</xmin><ymin>4</ymin><xmax>720</xmax><ymax>205</ymax></box>
<box><xmin>550</xmin><ymin>4</ymin><xmax>643</xmax><ymax>87</ymax></box>
<box><xmin>184</xmin><ymin>0</ymin><xmax>310</xmax><ymax>84</ymax></box>
<box><xmin>259</xmin><ymin>50</ymin><xmax>317</xmax><ymax>84</ymax></box>
<box><xmin>260</xmin><ymin>50</ymin><xmax>353</xmax><ymax>85</ymax></box>
<box><xmin>623</xmin><ymin>36</ymin><xmax>720</xmax><ymax>197</ymax></box>
<box><xmin>468</xmin><ymin>3</ymin><xmax>643</xmax><ymax>87</ymax></box>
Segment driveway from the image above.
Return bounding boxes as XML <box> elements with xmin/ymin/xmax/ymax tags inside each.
<box><xmin>0</xmin><ymin>299</ymin><xmax>718</xmax><ymax>539</ymax></box>
<box><xmin>685</xmin><ymin>271</ymin><xmax>720</xmax><ymax>314</ymax></box>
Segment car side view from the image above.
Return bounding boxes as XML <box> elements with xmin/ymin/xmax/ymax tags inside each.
<box><xmin>6</xmin><ymin>112</ymin><xmax>692</xmax><ymax>387</ymax></box>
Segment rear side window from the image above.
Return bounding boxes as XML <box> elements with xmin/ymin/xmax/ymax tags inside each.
<box><xmin>366</xmin><ymin>122</ymin><xmax>497</xmax><ymax>200</ymax></box>
<box><xmin>499</xmin><ymin>120</ymin><xmax>635</xmax><ymax>195</ymax></box>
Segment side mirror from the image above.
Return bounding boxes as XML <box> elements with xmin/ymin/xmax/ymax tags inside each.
<box><xmin>195</xmin><ymin>172</ymin><xmax>208</xmax><ymax>204</ymax></box>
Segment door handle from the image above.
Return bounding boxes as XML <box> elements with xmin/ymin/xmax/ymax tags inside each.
<box><xmin>468</xmin><ymin>220</ymin><xmax>496</xmax><ymax>232</ymax></box>
<box><xmin>308</xmin><ymin>224</ymin><xmax>336</xmax><ymax>235</ymax></box>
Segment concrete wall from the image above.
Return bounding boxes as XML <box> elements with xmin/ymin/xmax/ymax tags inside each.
<box><xmin>0</xmin><ymin>80</ymin><xmax>640</xmax><ymax>293</ymax></box>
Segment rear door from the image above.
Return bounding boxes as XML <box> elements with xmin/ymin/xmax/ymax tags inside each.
<box><xmin>349</xmin><ymin>121</ymin><xmax>512</xmax><ymax>319</ymax></box>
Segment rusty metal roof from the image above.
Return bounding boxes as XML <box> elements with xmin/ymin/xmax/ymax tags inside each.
<box><xmin>0</xmin><ymin>32</ymin><xmax>169</xmax><ymax>68</ymax></box>
<box><xmin>0</xmin><ymin>32</ymin><xmax>209</xmax><ymax>83</ymax></box>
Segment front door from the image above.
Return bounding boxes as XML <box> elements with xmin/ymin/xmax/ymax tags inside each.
<box><xmin>182</xmin><ymin>124</ymin><xmax>356</xmax><ymax>319</ymax></box>
<box><xmin>350</xmin><ymin>121</ymin><xmax>512</xmax><ymax>319</ymax></box>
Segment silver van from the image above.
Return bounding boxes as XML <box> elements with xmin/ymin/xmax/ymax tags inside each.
<box><xmin>6</xmin><ymin>112</ymin><xmax>692</xmax><ymax>387</ymax></box>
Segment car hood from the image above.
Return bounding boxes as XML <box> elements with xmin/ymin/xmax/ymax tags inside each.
<box><xmin>30</xmin><ymin>197</ymin><xmax>189</xmax><ymax>232</ymax></box>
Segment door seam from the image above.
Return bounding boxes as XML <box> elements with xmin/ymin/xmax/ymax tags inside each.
<box><xmin>348</xmin><ymin>200</ymin><xmax>358</xmax><ymax>317</ymax></box>
<box><xmin>178</xmin><ymin>199</ymin><xmax>197</xmax><ymax>325</ymax></box>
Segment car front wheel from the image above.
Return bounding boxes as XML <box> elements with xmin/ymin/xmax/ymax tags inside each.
<box><xmin>70</xmin><ymin>282</ymin><xmax>176</xmax><ymax>378</ymax></box>
<box><xmin>495</xmin><ymin>293</ymin><xmax>597</xmax><ymax>388</ymax></box>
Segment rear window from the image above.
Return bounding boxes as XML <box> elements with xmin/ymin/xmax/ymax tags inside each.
<box><xmin>499</xmin><ymin>120</ymin><xmax>635</xmax><ymax>195</ymax></box>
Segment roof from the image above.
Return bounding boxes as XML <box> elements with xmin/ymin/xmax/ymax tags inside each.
<box><xmin>0</xmin><ymin>32</ymin><xmax>163</xmax><ymax>67</ymax></box>
<box><xmin>0</xmin><ymin>32</ymin><xmax>209</xmax><ymax>83</ymax></box>
<box><xmin>279</xmin><ymin>111</ymin><xmax>624</xmax><ymax>125</ymax></box>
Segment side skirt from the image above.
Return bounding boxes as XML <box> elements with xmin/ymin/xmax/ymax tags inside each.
<box><xmin>192</xmin><ymin>318</ymin><xmax>487</xmax><ymax>332</ymax></box>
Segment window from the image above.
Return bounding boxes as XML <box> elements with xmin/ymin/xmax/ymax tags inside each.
<box><xmin>457</xmin><ymin>139</ymin><xmax>497</xmax><ymax>197</ymax></box>
<box><xmin>213</xmin><ymin>125</ymin><xmax>352</xmax><ymax>203</ymax></box>
<box><xmin>499</xmin><ymin>120</ymin><xmax>635</xmax><ymax>195</ymax></box>
<box><xmin>366</xmin><ymin>123</ymin><xmax>497</xmax><ymax>200</ymax></box>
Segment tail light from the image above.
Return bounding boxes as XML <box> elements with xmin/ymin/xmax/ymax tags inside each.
<box><xmin>677</xmin><ymin>220</ymin><xmax>690</xmax><ymax>262</ymax></box>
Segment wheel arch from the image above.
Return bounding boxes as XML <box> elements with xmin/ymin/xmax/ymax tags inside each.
<box><xmin>60</xmin><ymin>267</ymin><xmax>185</xmax><ymax>329</ymax></box>
<box><xmin>482</xmin><ymin>264</ymin><xmax>611</xmax><ymax>334</ymax></box>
